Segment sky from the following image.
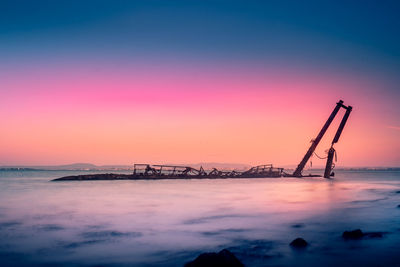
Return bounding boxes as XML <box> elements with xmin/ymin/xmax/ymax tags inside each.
<box><xmin>1</xmin><ymin>0</ymin><xmax>399</xmax><ymax>167</ymax></box>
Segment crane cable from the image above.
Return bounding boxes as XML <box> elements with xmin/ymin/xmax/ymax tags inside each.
<box><xmin>310</xmin><ymin>148</ymin><xmax>338</xmax><ymax>169</ymax></box>
<box><xmin>313</xmin><ymin>151</ymin><xmax>328</xmax><ymax>159</ymax></box>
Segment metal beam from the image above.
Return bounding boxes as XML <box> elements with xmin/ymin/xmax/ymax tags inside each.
<box><xmin>293</xmin><ymin>100</ymin><xmax>344</xmax><ymax>177</ymax></box>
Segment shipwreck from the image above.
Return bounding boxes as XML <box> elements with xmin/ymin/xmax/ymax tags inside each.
<box><xmin>53</xmin><ymin>100</ymin><xmax>352</xmax><ymax>181</ymax></box>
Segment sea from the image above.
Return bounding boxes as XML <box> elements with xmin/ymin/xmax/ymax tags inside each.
<box><xmin>0</xmin><ymin>169</ymin><xmax>400</xmax><ymax>266</ymax></box>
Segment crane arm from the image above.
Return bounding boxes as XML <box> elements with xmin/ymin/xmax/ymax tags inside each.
<box><xmin>293</xmin><ymin>100</ymin><xmax>344</xmax><ymax>177</ymax></box>
<box><xmin>323</xmin><ymin>105</ymin><xmax>352</xmax><ymax>178</ymax></box>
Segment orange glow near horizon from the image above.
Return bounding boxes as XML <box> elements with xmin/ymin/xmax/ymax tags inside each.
<box><xmin>1</xmin><ymin>63</ymin><xmax>399</xmax><ymax>167</ymax></box>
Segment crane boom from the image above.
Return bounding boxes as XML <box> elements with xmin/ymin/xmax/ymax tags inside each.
<box><xmin>293</xmin><ymin>100</ymin><xmax>344</xmax><ymax>177</ymax></box>
<box><xmin>332</xmin><ymin>105</ymin><xmax>352</xmax><ymax>145</ymax></box>
<box><xmin>323</xmin><ymin>105</ymin><xmax>352</xmax><ymax>178</ymax></box>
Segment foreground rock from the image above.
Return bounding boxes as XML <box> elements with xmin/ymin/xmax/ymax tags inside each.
<box><xmin>185</xmin><ymin>249</ymin><xmax>244</xmax><ymax>267</ymax></box>
<box><xmin>342</xmin><ymin>229</ymin><xmax>384</xmax><ymax>239</ymax></box>
<box><xmin>290</xmin><ymin>237</ymin><xmax>308</xmax><ymax>248</ymax></box>
<box><xmin>342</xmin><ymin>229</ymin><xmax>364</xmax><ymax>239</ymax></box>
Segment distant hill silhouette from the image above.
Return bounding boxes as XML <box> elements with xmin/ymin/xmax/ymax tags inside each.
<box><xmin>0</xmin><ymin>163</ymin><xmax>398</xmax><ymax>171</ymax></box>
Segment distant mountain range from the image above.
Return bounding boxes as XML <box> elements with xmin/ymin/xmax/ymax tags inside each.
<box><xmin>0</xmin><ymin>162</ymin><xmax>252</xmax><ymax>171</ymax></box>
<box><xmin>0</xmin><ymin>163</ymin><xmax>399</xmax><ymax>172</ymax></box>
<box><xmin>0</xmin><ymin>163</ymin><xmax>129</xmax><ymax>171</ymax></box>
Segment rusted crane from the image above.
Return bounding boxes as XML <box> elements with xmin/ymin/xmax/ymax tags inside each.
<box><xmin>293</xmin><ymin>100</ymin><xmax>352</xmax><ymax>178</ymax></box>
<box><xmin>54</xmin><ymin>100</ymin><xmax>353</xmax><ymax>181</ymax></box>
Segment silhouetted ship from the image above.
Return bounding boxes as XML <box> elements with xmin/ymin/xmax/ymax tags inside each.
<box><xmin>53</xmin><ymin>100</ymin><xmax>352</xmax><ymax>181</ymax></box>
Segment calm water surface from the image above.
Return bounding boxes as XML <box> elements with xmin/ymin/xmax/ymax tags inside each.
<box><xmin>0</xmin><ymin>170</ymin><xmax>400</xmax><ymax>266</ymax></box>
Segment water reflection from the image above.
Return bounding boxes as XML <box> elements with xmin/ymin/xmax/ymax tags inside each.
<box><xmin>0</xmin><ymin>171</ymin><xmax>399</xmax><ymax>266</ymax></box>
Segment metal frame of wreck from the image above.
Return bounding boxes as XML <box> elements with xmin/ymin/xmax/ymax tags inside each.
<box><xmin>133</xmin><ymin>164</ymin><xmax>285</xmax><ymax>178</ymax></box>
<box><xmin>132</xmin><ymin>100</ymin><xmax>352</xmax><ymax>179</ymax></box>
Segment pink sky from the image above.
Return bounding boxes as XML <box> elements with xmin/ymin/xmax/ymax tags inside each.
<box><xmin>1</xmin><ymin>62</ymin><xmax>399</xmax><ymax>167</ymax></box>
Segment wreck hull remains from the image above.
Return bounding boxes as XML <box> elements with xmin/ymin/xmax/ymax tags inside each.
<box><xmin>52</xmin><ymin>174</ymin><xmax>284</xmax><ymax>181</ymax></box>
<box><xmin>52</xmin><ymin>164</ymin><xmax>285</xmax><ymax>181</ymax></box>
<box><xmin>52</xmin><ymin>100</ymin><xmax>351</xmax><ymax>181</ymax></box>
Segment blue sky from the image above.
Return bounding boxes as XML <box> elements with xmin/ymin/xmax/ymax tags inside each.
<box><xmin>1</xmin><ymin>1</ymin><xmax>400</xmax><ymax>72</ymax></box>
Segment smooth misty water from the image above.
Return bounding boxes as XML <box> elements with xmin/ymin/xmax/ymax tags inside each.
<box><xmin>0</xmin><ymin>170</ymin><xmax>400</xmax><ymax>266</ymax></box>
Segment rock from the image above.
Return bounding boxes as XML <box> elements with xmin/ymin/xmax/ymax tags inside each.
<box><xmin>342</xmin><ymin>229</ymin><xmax>385</xmax><ymax>239</ymax></box>
<box><xmin>185</xmin><ymin>249</ymin><xmax>244</xmax><ymax>267</ymax></box>
<box><xmin>291</xmin><ymin>224</ymin><xmax>304</xmax><ymax>228</ymax></box>
<box><xmin>397</xmin><ymin>204</ymin><xmax>400</xmax><ymax>208</ymax></box>
<box><xmin>342</xmin><ymin>229</ymin><xmax>364</xmax><ymax>239</ymax></box>
<box><xmin>289</xmin><ymin>237</ymin><xmax>308</xmax><ymax>248</ymax></box>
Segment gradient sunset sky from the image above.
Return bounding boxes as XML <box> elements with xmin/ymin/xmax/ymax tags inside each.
<box><xmin>1</xmin><ymin>1</ymin><xmax>399</xmax><ymax>167</ymax></box>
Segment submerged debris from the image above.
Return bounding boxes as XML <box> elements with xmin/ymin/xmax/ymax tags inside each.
<box><xmin>342</xmin><ymin>229</ymin><xmax>384</xmax><ymax>239</ymax></box>
<box><xmin>185</xmin><ymin>249</ymin><xmax>244</xmax><ymax>267</ymax></box>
